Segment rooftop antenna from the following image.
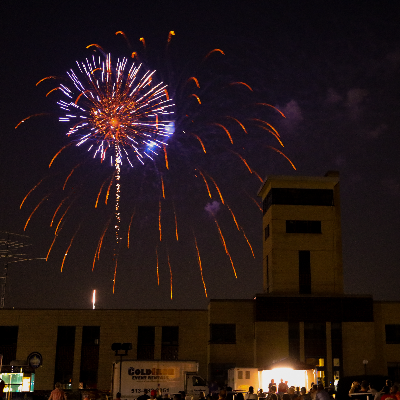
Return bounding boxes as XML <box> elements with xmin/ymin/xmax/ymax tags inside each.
<box><xmin>0</xmin><ymin>231</ymin><xmax>44</xmax><ymax>309</ymax></box>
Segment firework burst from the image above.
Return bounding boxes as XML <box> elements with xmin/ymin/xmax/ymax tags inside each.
<box><xmin>18</xmin><ymin>32</ymin><xmax>295</xmax><ymax>299</ymax></box>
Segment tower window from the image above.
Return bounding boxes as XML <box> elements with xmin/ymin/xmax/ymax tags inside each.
<box><xmin>299</xmin><ymin>250</ymin><xmax>311</xmax><ymax>294</ymax></box>
<box><xmin>286</xmin><ymin>220</ymin><xmax>321</xmax><ymax>233</ymax></box>
<box><xmin>264</xmin><ymin>224</ymin><xmax>270</xmax><ymax>240</ymax></box>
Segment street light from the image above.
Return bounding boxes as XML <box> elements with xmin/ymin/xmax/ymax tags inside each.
<box><xmin>112</xmin><ymin>343</ymin><xmax>132</xmax><ymax>394</ymax></box>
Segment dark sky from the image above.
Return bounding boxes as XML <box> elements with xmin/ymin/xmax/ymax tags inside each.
<box><xmin>1</xmin><ymin>1</ymin><xmax>400</xmax><ymax>309</ymax></box>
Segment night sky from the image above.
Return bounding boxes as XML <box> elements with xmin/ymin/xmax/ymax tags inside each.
<box><xmin>1</xmin><ymin>1</ymin><xmax>400</xmax><ymax>309</ymax></box>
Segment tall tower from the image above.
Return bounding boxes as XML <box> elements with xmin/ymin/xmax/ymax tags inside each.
<box><xmin>257</xmin><ymin>171</ymin><xmax>343</xmax><ymax>295</ymax></box>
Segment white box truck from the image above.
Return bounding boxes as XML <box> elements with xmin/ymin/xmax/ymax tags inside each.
<box><xmin>112</xmin><ymin>360</ymin><xmax>207</xmax><ymax>400</ymax></box>
<box><xmin>227</xmin><ymin>368</ymin><xmax>260</xmax><ymax>392</ymax></box>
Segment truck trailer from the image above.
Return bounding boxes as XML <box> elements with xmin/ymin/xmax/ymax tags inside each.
<box><xmin>112</xmin><ymin>360</ymin><xmax>207</xmax><ymax>400</ymax></box>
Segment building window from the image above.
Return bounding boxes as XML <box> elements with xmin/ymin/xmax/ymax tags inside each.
<box><xmin>263</xmin><ymin>188</ymin><xmax>334</xmax><ymax>214</ymax></box>
<box><xmin>385</xmin><ymin>325</ymin><xmax>400</xmax><ymax>344</ymax></box>
<box><xmin>299</xmin><ymin>251</ymin><xmax>311</xmax><ymax>294</ymax></box>
<box><xmin>210</xmin><ymin>324</ymin><xmax>236</xmax><ymax>344</ymax></box>
<box><xmin>161</xmin><ymin>326</ymin><xmax>179</xmax><ymax>360</ymax></box>
<box><xmin>137</xmin><ymin>326</ymin><xmax>155</xmax><ymax>360</ymax></box>
<box><xmin>0</xmin><ymin>326</ymin><xmax>18</xmax><ymax>365</ymax></box>
<box><xmin>286</xmin><ymin>220</ymin><xmax>321</xmax><ymax>234</ymax></box>
<box><xmin>264</xmin><ymin>225</ymin><xmax>270</xmax><ymax>240</ymax></box>
<box><xmin>54</xmin><ymin>326</ymin><xmax>75</xmax><ymax>387</ymax></box>
<box><xmin>79</xmin><ymin>326</ymin><xmax>100</xmax><ymax>389</ymax></box>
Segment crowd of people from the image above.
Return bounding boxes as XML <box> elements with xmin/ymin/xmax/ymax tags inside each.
<box><xmin>348</xmin><ymin>380</ymin><xmax>400</xmax><ymax>400</ymax></box>
<box><xmin>238</xmin><ymin>381</ymin><xmax>331</xmax><ymax>400</ymax></box>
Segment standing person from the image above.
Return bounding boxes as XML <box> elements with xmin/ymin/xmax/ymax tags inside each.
<box><xmin>315</xmin><ymin>384</ymin><xmax>329</xmax><ymax>400</ymax></box>
<box><xmin>310</xmin><ymin>385</ymin><xmax>318</xmax><ymax>400</ymax></box>
<box><xmin>138</xmin><ymin>389</ymin><xmax>150</xmax><ymax>400</ymax></box>
<box><xmin>267</xmin><ymin>386</ymin><xmax>280</xmax><ymax>400</ymax></box>
<box><xmin>299</xmin><ymin>387</ymin><xmax>310</xmax><ymax>400</ymax></box>
<box><xmin>114</xmin><ymin>393</ymin><xmax>121</xmax><ymax>400</ymax></box>
<box><xmin>278</xmin><ymin>381</ymin><xmax>288</xmax><ymax>396</ymax></box>
<box><xmin>245</xmin><ymin>387</ymin><xmax>258</xmax><ymax>400</ymax></box>
<box><xmin>269</xmin><ymin>381</ymin><xmax>276</xmax><ymax>392</ymax></box>
<box><xmin>0</xmin><ymin>379</ymin><xmax>5</xmax><ymax>400</ymax></box>
<box><xmin>48</xmin><ymin>383</ymin><xmax>67</xmax><ymax>400</ymax></box>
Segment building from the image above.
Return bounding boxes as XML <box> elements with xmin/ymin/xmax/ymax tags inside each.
<box><xmin>1</xmin><ymin>172</ymin><xmax>400</xmax><ymax>393</ymax></box>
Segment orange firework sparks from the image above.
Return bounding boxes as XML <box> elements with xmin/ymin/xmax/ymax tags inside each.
<box><xmin>167</xmin><ymin>30</ymin><xmax>175</xmax><ymax>43</ymax></box>
<box><xmin>213</xmin><ymin>216</ymin><xmax>237</xmax><ymax>278</ymax></box>
<box><xmin>46</xmin><ymin>87</ymin><xmax>60</xmax><ymax>97</ymax></box>
<box><xmin>61</xmin><ymin>225</ymin><xmax>80</xmax><ymax>272</ymax></box>
<box><xmin>93</xmin><ymin>219</ymin><xmax>111</xmax><ymax>271</ymax></box>
<box><xmin>204</xmin><ymin>48</ymin><xmax>225</xmax><ymax>60</ymax></box>
<box><xmin>95</xmin><ymin>177</ymin><xmax>110</xmax><ymax>208</ymax></box>
<box><xmin>105</xmin><ymin>172</ymin><xmax>116</xmax><ymax>205</ymax></box>
<box><xmin>206</xmin><ymin>173</ymin><xmax>224</xmax><ymax>204</ymax></box>
<box><xmin>24</xmin><ymin>195</ymin><xmax>48</xmax><ymax>231</ymax></box>
<box><xmin>240</xmin><ymin>226</ymin><xmax>255</xmax><ymax>258</ymax></box>
<box><xmin>189</xmin><ymin>133</ymin><xmax>206</xmax><ymax>153</ymax></box>
<box><xmin>172</xmin><ymin>201</ymin><xmax>178</xmax><ymax>241</ymax></box>
<box><xmin>86</xmin><ymin>43</ymin><xmax>104</xmax><ymax>51</ymax></box>
<box><xmin>211</xmin><ymin>123</ymin><xmax>233</xmax><ymax>144</ymax></box>
<box><xmin>251</xmin><ymin>169</ymin><xmax>264</xmax><ymax>183</ymax></box>
<box><xmin>229</xmin><ymin>82</ymin><xmax>253</xmax><ymax>91</ymax></box>
<box><xmin>127</xmin><ymin>208</ymin><xmax>135</xmax><ymax>249</ymax></box>
<box><xmin>54</xmin><ymin>202</ymin><xmax>74</xmax><ymax>236</ymax></box>
<box><xmin>158</xmin><ymin>200</ymin><xmax>162</xmax><ymax>241</ymax></box>
<box><xmin>15</xmin><ymin>113</ymin><xmax>49</xmax><ymax>129</ymax></box>
<box><xmin>186</xmin><ymin>76</ymin><xmax>200</xmax><ymax>88</ymax></box>
<box><xmin>255</xmin><ymin>103</ymin><xmax>286</xmax><ymax>118</ymax></box>
<box><xmin>46</xmin><ymin>234</ymin><xmax>58</xmax><ymax>262</ymax></box>
<box><xmin>226</xmin><ymin>204</ymin><xmax>240</xmax><ymax>230</ymax></box>
<box><xmin>20</xmin><ymin>178</ymin><xmax>45</xmax><ymax>209</ymax></box>
<box><xmin>229</xmin><ymin>150</ymin><xmax>252</xmax><ymax>173</ymax></box>
<box><xmin>139</xmin><ymin>37</ymin><xmax>146</xmax><ymax>48</ymax></box>
<box><xmin>74</xmin><ymin>90</ymin><xmax>91</xmax><ymax>105</ymax></box>
<box><xmin>164</xmin><ymin>88</ymin><xmax>170</xmax><ymax>100</ymax></box>
<box><xmin>115</xmin><ymin>31</ymin><xmax>131</xmax><ymax>48</ymax></box>
<box><xmin>225</xmin><ymin>116</ymin><xmax>247</xmax><ymax>134</ymax></box>
<box><xmin>50</xmin><ymin>196</ymin><xmax>70</xmax><ymax>227</ymax></box>
<box><xmin>196</xmin><ymin>169</ymin><xmax>212</xmax><ymax>198</ymax></box>
<box><xmin>190</xmin><ymin>93</ymin><xmax>201</xmax><ymax>104</ymax></box>
<box><xmin>244</xmin><ymin>190</ymin><xmax>263</xmax><ymax>212</ymax></box>
<box><xmin>254</xmin><ymin>124</ymin><xmax>284</xmax><ymax>147</ymax></box>
<box><xmin>193</xmin><ymin>233</ymin><xmax>207</xmax><ymax>297</ymax></box>
<box><xmin>36</xmin><ymin>76</ymin><xmax>57</xmax><ymax>86</ymax></box>
<box><xmin>113</xmin><ymin>255</ymin><xmax>119</xmax><ymax>294</ymax></box>
<box><xmin>266</xmin><ymin>146</ymin><xmax>297</xmax><ymax>170</ymax></box>
<box><xmin>156</xmin><ymin>246</ymin><xmax>160</xmax><ymax>285</ymax></box>
<box><xmin>161</xmin><ymin>175</ymin><xmax>165</xmax><ymax>198</ymax></box>
<box><xmin>163</xmin><ymin>144</ymin><xmax>169</xmax><ymax>169</ymax></box>
<box><xmin>63</xmin><ymin>163</ymin><xmax>81</xmax><ymax>190</ymax></box>
<box><xmin>167</xmin><ymin>250</ymin><xmax>173</xmax><ymax>299</ymax></box>
<box><xmin>49</xmin><ymin>143</ymin><xmax>73</xmax><ymax>168</ymax></box>
<box><xmin>251</xmin><ymin>118</ymin><xmax>281</xmax><ymax>137</ymax></box>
